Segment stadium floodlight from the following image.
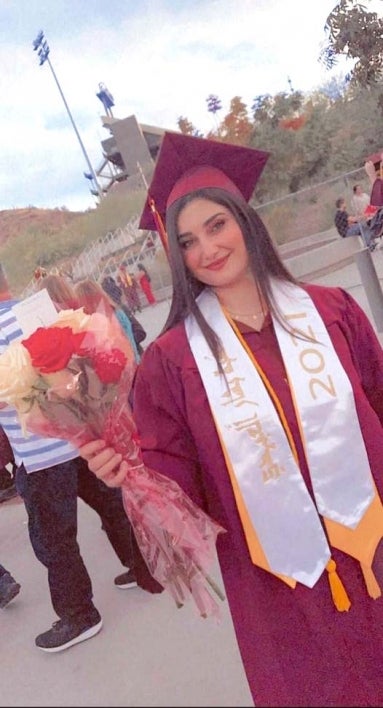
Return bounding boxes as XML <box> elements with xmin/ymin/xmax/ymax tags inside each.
<box><xmin>32</xmin><ymin>30</ymin><xmax>103</xmax><ymax>201</ymax></box>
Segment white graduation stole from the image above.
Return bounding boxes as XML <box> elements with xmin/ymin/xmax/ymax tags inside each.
<box><xmin>271</xmin><ymin>281</ymin><xmax>375</xmax><ymax>526</ymax></box>
<box><xmin>185</xmin><ymin>284</ymin><xmax>376</xmax><ymax>589</ymax></box>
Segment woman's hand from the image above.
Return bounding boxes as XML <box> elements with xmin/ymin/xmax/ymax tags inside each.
<box><xmin>78</xmin><ymin>439</ymin><xmax>128</xmax><ymax>487</ymax></box>
<box><xmin>365</xmin><ymin>160</ymin><xmax>377</xmax><ymax>185</ymax></box>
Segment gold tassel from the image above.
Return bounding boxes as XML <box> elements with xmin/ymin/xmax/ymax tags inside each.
<box><xmin>326</xmin><ymin>559</ymin><xmax>351</xmax><ymax>612</ymax></box>
<box><xmin>360</xmin><ymin>563</ymin><xmax>381</xmax><ymax>599</ymax></box>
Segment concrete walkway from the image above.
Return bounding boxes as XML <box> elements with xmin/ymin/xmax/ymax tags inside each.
<box><xmin>1</xmin><ymin>242</ymin><xmax>383</xmax><ymax>707</ymax></box>
<box><xmin>1</xmin><ymin>496</ymin><xmax>252</xmax><ymax>707</ymax></box>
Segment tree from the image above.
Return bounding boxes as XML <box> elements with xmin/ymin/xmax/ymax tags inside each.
<box><xmin>206</xmin><ymin>94</ymin><xmax>222</xmax><ymax>116</ymax></box>
<box><xmin>218</xmin><ymin>96</ymin><xmax>253</xmax><ymax>144</ymax></box>
<box><xmin>177</xmin><ymin>116</ymin><xmax>198</xmax><ymax>136</ymax></box>
<box><xmin>251</xmin><ymin>94</ymin><xmax>275</xmax><ymax>126</ymax></box>
<box><xmin>206</xmin><ymin>94</ymin><xmax>222</xmax><ymax>132</ymax></box>
<box><xmin>320</xmin><ymin>0</ymin><xmax>383</xmax><ymax>86</ymax></box>
<box><xmin>319</xmin><ymin>75</ymin><xmax>348</xmax><ymax>101</ymax></box>
<box><xmin>176</xmin><ymin>77</ymin><xmax>383</xmax><ymax>201</ymax></box>
<box><xmin>252</xmin><ymin>91</ymin><xmax>305</xmax><ymax>129</ymax></box>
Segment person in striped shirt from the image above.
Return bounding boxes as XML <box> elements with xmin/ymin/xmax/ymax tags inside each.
<box><xmin>0</xmin><ymin>265</ymin><xmax>161</xmax><ymax>653</ymax></box>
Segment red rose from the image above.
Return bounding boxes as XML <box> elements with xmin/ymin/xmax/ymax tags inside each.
<box><xmin>92</xmin><ymin>348</ymin><xmax>127</xmax><ymax>384</ymax></box>
<box><xmin>22</xmin><ymin>327</ymin><xmax>86</xmax><ymax>373</ymax></box>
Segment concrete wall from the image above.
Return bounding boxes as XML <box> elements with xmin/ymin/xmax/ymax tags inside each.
<box><xmin>109</xmin><ymin>115</ymin><xmax>154</xmax><ymax>176</ymax></box>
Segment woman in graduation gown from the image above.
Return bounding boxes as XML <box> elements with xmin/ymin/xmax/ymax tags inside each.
<box><xmin>79</xmin><ymin>133</ymin><xmax>383</xmax><ymax>707</ymax></box>
<box><xmin>365</xmin><ymin>151</ymin><xmax>383</xmax><ymax>207</ymax></box>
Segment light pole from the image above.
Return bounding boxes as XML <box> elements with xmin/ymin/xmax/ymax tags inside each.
<box><xmin>32</xmin><ymin>30</ymin><xmax>103</xmax><ymax>201</ymax></box>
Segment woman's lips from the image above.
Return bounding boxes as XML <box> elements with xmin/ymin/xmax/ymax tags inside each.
<box><xmin>204</xmin><ymin>255</ymin><xmax>229</xmax><ymax>271</ymax></box>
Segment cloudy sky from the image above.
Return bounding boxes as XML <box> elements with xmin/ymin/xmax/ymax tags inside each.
<box><xmin>0</xmin><ymin>0</ymin><xmax>380</xmax><ymax>213</ymax></box>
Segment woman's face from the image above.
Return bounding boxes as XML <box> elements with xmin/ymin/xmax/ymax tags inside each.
<box><xmin>176</xmin><ymin>198</ymin><xmax>250</xmax><ymax>289</ymax></box>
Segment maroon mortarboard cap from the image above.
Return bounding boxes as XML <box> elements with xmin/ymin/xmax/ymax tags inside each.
<box><xmin>139</xmin><ymin>132</ymin><xmax>270</xmax><ymax>231</ymax></box>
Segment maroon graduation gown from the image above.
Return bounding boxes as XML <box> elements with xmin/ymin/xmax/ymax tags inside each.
<box><xmin>371</xmin><ymin>178</ymin><xmax>383</xmax><ymax>207</ymax></box>
<box><xmin>133</xmin><ymin>283</ymin><xmax>383</xmax><ymax>707</ymax></box>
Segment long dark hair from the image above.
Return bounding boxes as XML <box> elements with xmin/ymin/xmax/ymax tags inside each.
<box><xmin>163</xmin><ymin>187</ymin><xmax>297</xmax><ymax>364</ymax></box>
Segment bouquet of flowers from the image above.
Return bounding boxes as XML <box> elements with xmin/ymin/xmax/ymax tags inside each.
<box><xmin>0</xmin><ymin>305</ymin><xmax>225</xmax><ymax>618</ymax></box>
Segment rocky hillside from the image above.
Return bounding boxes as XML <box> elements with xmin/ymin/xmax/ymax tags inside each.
<box><xmin>0</xmin><ymin>207</ymin><xmax>84</xmax><ymax>246</ymax></box>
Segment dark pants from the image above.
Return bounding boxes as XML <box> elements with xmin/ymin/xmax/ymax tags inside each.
<box><xmin>16</xmin><ymin>458</ymin><xmax>137</xmax><ymax>621</ymax></box>
<box><xmin>0</xmin><ymin>466</ymin><xmax>14</xmax><ymax>489</ymax></box>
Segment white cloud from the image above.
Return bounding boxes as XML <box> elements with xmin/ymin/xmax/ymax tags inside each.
<box><xmin>0</xmin><ymin>0</ymin><xmax>380</xmax><ymax>211</ymax></box>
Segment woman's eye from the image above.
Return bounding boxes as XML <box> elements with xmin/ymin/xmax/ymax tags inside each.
<box><xmin>179</xmin><ymin>238</ymin><xmax>194</xmax><ymax>250</ymax></box>
<box><xmin>211</xmin><ymin>219</ymin><xmax>225</xmax><ymax>233</ymax></box>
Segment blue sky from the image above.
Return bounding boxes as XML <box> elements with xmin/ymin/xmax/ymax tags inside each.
<box><xmin>0</xmin><ymin>0</ymin><xmax>380</xmax><ymax>213</ymax></box>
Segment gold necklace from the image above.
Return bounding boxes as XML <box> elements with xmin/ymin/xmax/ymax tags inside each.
<box><xmin>225</xmin><ymin>309</ymin><xmax>264</xmax><ymax>322</ymax></box>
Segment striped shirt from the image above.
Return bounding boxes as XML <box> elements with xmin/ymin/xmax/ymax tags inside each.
<box><xmin>0</xmin><ymin>300</ymin><xmax>77</xmax><ymax>473</ymax></box>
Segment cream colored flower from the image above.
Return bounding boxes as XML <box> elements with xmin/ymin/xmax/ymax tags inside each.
<box><xmin>53</xmin><ymin>308</ymin><xmax>90</xmax><ymax>332</ymax></box>
<box><xmin>0</xmin><ymin>340</ymin><xmax>38</xmax><ymax>405</ymax></box>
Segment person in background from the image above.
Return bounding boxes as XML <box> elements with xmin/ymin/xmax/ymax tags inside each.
<box><xmin>334</xmin><ymin>197</ymin><xmax>377</xmax><ymax>250</ymax></box>
<box><xmin>36</xmin><ymin>273</ymin><xmax>159</xmax><ymax>586</ymax></box>
<box><xmin>79</xmin><ymin>132</ymin><xmax>383</xmax><ymax>707</ymax></box>
<box><xmin>0</xmin><ymin>563</ymin><xmax>20</xmax><ymax>609</ymax></box>
<box><xmin>116</xmin><ymin>264</ymin><xmax>142</xmax><ymax>313</ymax></box>
<box><xmin>128</xmin><ymin>272</ymin><xmax>142</xmax><ymax>313</ymax></box>
<box><xmin>0</xmin><ymin>279</ymin><xmax>19</xmax><ymax>505</ymax></box>
<box><xmin>350</xmin><ymin>184</ymin><xmax>372</xmax><ymax>220</ymax></box>
<box><xmin>0</xmin><ymin>271</ymin><xmax>160</xmax><ymax>653</ymax></box>
<box><xmin>0</xmin><ymin>267</ymin><xmax>103</xmax><ymax>652</ymax></box>
<box><xmin>136</xmin><ymin>263</ymin><xmax>156</xmax><ymax>305</ymax></box>
<box><xmin>100</xmin><ymin>275</ymin><xmax>121</xmax><ymax>304</ymax></box>
<box><xmin>37</xmin><ymin>273</ymin><xmax>79</xmax><ymax>310</ymax></box>
<box><xmin>365</xmin><ymin>151</ymin><xmax>383</xmax><ymax>207</ymax></box>
<box><xmin>33</xmin><ymin>266</ymin><xmax>47</xmax><ymax>282</ymax></box>
<box><xmin>101</xmin><ymin>275</ymin><xmax>147</xmax><ymax>356</ymax></box>
<box><xmin>0</xmin><ymin>396</ymin><xmax>20</xmax><ymax>603</ymax></box>
<box><xmin>74</xmin><ymin>278</ymin><xmax>141</xmax><ymax>363</ymax></box>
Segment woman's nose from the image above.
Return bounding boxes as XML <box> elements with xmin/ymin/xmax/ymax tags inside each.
<box><xmin>200</xmin><ymin>238</ymin><xmax>220</xmax><ymax>261</ymax></box>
